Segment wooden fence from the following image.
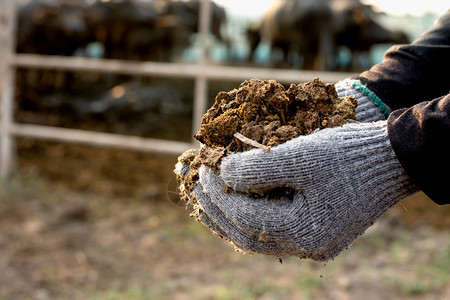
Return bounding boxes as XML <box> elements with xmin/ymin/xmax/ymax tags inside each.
<box><xmin>0</xmin><ymin>0</ymin><xmax>354</xmax><ymax>178</ymax></box>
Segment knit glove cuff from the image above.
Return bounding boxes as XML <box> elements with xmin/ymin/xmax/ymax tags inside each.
<box><xmin>335</xmin><ymin>80</ymin><xmax>391</xmax><ymax>122</ymax></box>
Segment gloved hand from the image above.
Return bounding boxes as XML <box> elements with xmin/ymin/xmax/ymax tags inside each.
<box><xmin>335</xmin><ymin>80</ymin><xmax>391</xmax><ymax>122</ymax></box>
<box><xmin>189</xmin><ymin>121</ymin><xmax>418</xmax><ymax>261</ymax></box>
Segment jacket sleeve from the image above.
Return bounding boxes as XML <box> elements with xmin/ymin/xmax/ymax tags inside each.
<box><xmin>387</xmin><ymin>94</ymin><xmax>450</xmax><ymax>205</ymax></box>
<box><xmin>353</xmin><ymin>10</ymin><xmax>450</xmax><ymax>205</ymax></box>
<box><xmin>353</xmin><ymin>9</ymin><xmax>450</xmax><ymax>110</ymax></box>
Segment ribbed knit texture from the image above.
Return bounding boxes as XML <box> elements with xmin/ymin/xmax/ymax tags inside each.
<box><xmin>193</xmin><ymin>121</ymin><xmax>417</xmax><ymax>261</ymax></box>
<box><xmin>335</xmin><ymin>80</ymin><xmax>388</xmax><ymax>122</ymax></box>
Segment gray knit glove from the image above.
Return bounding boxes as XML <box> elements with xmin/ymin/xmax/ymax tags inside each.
<box><xmin>192</xmin><ymin>121</ymin><xmax>417</xmax><ymax>261</ymax></box>
<box><xmin>335</xmin><ymin>80</ymin><xmax>390</xmax><ymax>122</ymax></box>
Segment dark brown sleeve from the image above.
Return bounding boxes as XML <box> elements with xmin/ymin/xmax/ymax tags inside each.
<box><xmin>387</xmin><ymin>94</ymin><xmax>450</xmax><ymax>205</ymax></box>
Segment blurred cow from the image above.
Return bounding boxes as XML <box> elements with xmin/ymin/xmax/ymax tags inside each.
<box><xmin>17</xmin><ymin>0</ymin><xmax>91</xmax><ymax>55</ymax></box>
<box><xmin>333</xmin><ymin>0</ymin><xmax>409</xmax><ymax>69</ymax></box>
<box><xmin>17</xmin><ymin>0</ymin><xmax>226</xmax><ymax>62</ymax></box>
<box><xmin>85</xmin><ymin>0</ymin><xmax>226</xmax><ymax>61</ymax></box>
<box><xmin>248</xmin><ymin>0</ymin><xmax>409</xmax><ymax>70</ymax></box>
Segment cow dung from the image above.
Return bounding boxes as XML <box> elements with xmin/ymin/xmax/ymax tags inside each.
<box><xmin>176</xmin><ymin>78</ymin><xmax>356</xmax><ymax>212</ymax></box>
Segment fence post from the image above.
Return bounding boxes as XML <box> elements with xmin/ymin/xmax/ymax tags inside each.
<box><xmin>0</xmin><ymin>0</ymin><xmax>17</xmax><ymax>178</ymax></box>
<box><xmin>192</xmin><ymin>0</ymin><xmax>212</xmax><ymax>139</ymax></box>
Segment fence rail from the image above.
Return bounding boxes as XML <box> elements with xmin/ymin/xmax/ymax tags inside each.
<box><xmin>12</xmin><ymin>54</ymin><xmax>355</xmax><ymax>83</ymax></box>
<box><xmin>12</xmin><ymin>123</ymin><xmax>192</xmax><ymax>155</ymax></box>
<box><xmin>0</xmin><ymin>0</ymin><xmax>354</xmax><ymax>178</ymax></box>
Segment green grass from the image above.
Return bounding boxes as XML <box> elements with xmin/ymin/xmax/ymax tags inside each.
<box><xmin>89</xmin><ymin>287</ymin><xmax>153</xmax><ymax>300</ymax></box>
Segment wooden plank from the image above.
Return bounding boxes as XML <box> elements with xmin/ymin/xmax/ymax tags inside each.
<box><xmin>0</xmin><ymin>0</ymin><xmax>17</xmax><ymax>178</ymax></box>
<box><xmin>11</xmin><ymin>124</ymin><xmax>195</xmax><ymax>155</ymax></box>
<box><xmin>0</xmin><ymin>66</ymin><xmax>16</xmax><ymax>178</ymax></box>
<box><xmin>191</xmin><ymin>0</ymin><xmax>211</xmax><ymax>138</ymax></box>
<box><xmin>12</xmin><ymin>54</ymin><xmax>355</xmax><ymax>83</ymax></box>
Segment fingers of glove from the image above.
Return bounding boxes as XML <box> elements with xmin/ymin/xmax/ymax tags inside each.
<box><xmin>196</xmin><ymin>167</ymin><xmax>267</xmax><ymax>234</ymax></box>
<box><xmin>219</xmin><ymin>126</ymin><xmax>348</xmax><ymax>193</ymax></box>
<box><xmin>220</xmin><ymin>137</ymin><xmax>316</xmax><ymax>192</ymax></box>
<box><xmin>194</xmin><ymin>182</ymin><xmax>291</xmax><ymax>256</ymax></box>
<box><xmin>196</xmin><ymin>182</ymin><xmax>323</xmax><ymax>258</ymax></box>
<box><xmin>197</xmin><ymin>209</ymin><xmax>229</xmax><ymax>240</ymax></box>
<box><xmin>198</xmin><ymin>166</ymin><xmax>313</xmax><ymax>244</ymax></box>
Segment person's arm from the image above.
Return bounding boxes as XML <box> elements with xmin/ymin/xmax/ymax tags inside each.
<box><xmin>341</xmin><ymin>10</ymin><xmax>450</xmax><ymax>205</ymax></box>
<box><xmin>388</xmin><ymin>94</ymin><xmax>450</xmax><ymax>205</ymax></box>
<box><xmin>354</xmin><ymin>10</ymin><xmax>450</xmax><ymax>110</ymax></box>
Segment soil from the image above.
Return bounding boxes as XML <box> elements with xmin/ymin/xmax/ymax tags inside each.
<box><xmin>176</xmin><ymin>78</ymin><xmax>357</xmax><ymax>213</ymax></box>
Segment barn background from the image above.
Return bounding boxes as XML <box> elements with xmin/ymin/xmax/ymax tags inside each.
<box><xmin>0</xmin><ymin>0</ymin><xmax>449</xmax><ymax>299</ymax></box>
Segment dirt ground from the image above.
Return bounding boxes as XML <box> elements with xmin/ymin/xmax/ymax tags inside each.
<box><xmin>0</xmin><ymin>139</ymin><xmax>449</xmax><ymax>299</ymax></box>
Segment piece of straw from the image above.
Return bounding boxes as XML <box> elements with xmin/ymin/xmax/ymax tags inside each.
<box><xmin>234</xmin><ymin>132</ymin><xmax>271</xmax><ymax>152</ymax></box>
